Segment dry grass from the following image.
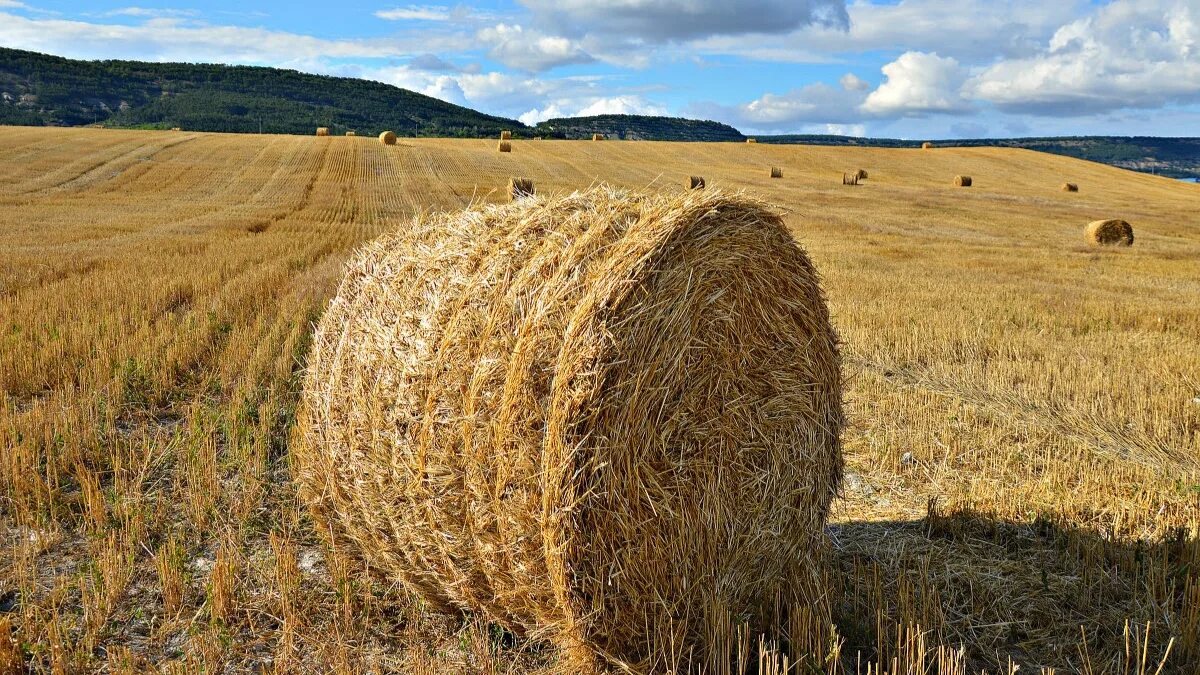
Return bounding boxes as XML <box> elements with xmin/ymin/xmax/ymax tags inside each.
<box><xmin>687</xmin><ymin>175</ymin><xmax>706</xmax><ymax>189</ymax></box>
<box><xmin>0</xmin><ymin>127</ymin><xmax>1197</xmax><ymax>674</ymax></box>
<box><xmin>508</xmin><ymin>176</ymin><xmax>534</xmax><ymax>200</ymax></box>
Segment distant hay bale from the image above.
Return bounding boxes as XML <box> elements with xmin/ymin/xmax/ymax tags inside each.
<box><xmin>921</xmin><ymin>142</ymin><xmax>933</xmax><ymax>149</ymax></box>
<box><xmin>379</xmin><ymin>131</ymin><xmax>397</xmax><ymax>145</ymax></box>
<box><xmin>842</xmin><ymin>172</ymin><xmax>859</xmax><ymax>186</ymax></box>
<box><xmin>501</xmin><ymin>130</ymin><xmax>512</xmax><ymax>140</ymax></box>
<box><xmin>592</xmin><ymin>133</ymin><xmax>605</xmax><ymax>141</ymax></box>
<box><xmin>297</xmin><ymin>186</ymin><xmax>842</xmax><ymax>672</ymax></box>
<box><xmin>1086</xmin><ymin>219</ymin><xmax>1134</xmax><ymax>246</ymax></box>
<box><xmin>855</xmin><ymin>169</ymin><xmax>868</xmax><ymax>180</ymax></box>
<box><xmin>746</xmin><ymin>138</ymin><xmax>757</xmax><ymax>144</ymax></box>
<box><xmin>954</xmin><ymin>175</ymin><xmax>972</xmax><ymax>187</ymax></box>
<box><xmin>498</xmin><ymin>140</ymin><xmax>512</xmax><ymax>153</ymax></box>
<box><xmin>770</xmin><ymin>166</ymin><xmax>783</xmax><ymax>178</ymax></box>
<box><xmin>1062</xmin><ymin>182</ymin><xmax>1079</xmax><ymax>192</ymax></box>
<box><xmin>346</xmin><ymin>131</ymin><xmax>356</xmax><ymax>137</ymax></box>
<box><xmin>686</xmin><ymin>175</ymin><xmax>705</xmax><ymax>189</ymax></box>
<box><xmin>316</xmin><ymin>127</ymin><xmax>330</xmax><ymax>137</ymax></box>
<box><xmin>508</xmin><ymin>177</ymin><xmax>534</xmax><ymax>201</ymax></box>
<box><xmin>170</xmin><ymin>127</ymin><xmax>182</xmax><ymax>132</ymax></box>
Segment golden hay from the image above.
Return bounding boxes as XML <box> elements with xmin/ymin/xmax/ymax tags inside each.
<box><xmin>498</xmin><ymin>140</ymin><xmax>512</xmax><ymax>153</ymax></box>
<box><xmin>1062</xmin><ymin>182</ymin><xmax>1079</xmax><ymax>192</ymax></box>
<box><xmin>921</xmin><ymin>142</ymin><xmax>933</xmax><ymax>149</ymax></box>
<box><xmin>842</xmin><ymin>172</ymin><xmax>860</xmax><ymax>186</ymax></box>
<box><xmin>746</xmin><ymin>138</ymin><xmax>757</xmax><ymax>144</ymax></box>
<box><xmin>379</xmin><ymin>131</ymin><xmax>397</xmax><ymax>145</ymax></box>
<box><xmin>954</xmin><ymin>175</ymin><xmax>973</xmax><ymax>187</ymax></box>
<box><xmin>686</xmin><ymin>175</ymin><xmax>705</xmax><ymax>189</ymax></box>
<box><xmin>501</xmin><ymin>130</ymin><xmax>512</xmax><ymax>140</ymax></box>
<box><xmin>316</xmin><ymin>127</ymin><xmax>330</xmax><ymax>137</ymax></box>
<box><xmin>297</xmin><ymin>187</ymin><xmax>842</xmax><ymax>673</ymax></box>
<box><xmin>508</xmin><ymin>176</ymin><xmax>534</xmax><ymax>201</ymax></box>
<box><xmin>346</xmin><ymin>131</ymin><xmax>356</xmax><ymax>137</ymax></box>
<box><xmin>1086</xmin><ymin>218</ymin><xmax>1134</xmax><ymax>246</ymax></box>
<box><xmin>592</xmin><ymin>133</ymin><xmax>605</xmax><ymax>141</ymax></box>
<box><xmin>770</xmin><ymin>166</ymin><xmax>783</xmax><ymax>178</ymax></box>
<box><xmin>855</xmin><ymin>169</ymin><xmax>868</xmax><ymax>180</ymax></box>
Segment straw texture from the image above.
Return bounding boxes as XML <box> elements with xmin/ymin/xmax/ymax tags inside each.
<box><xmin>297</xmin><ymin>187</ymin><xmax>843</xmax><ymax>673</ymax></box>
<box><xmin>686</xmin><ymin>175</ymin><xmax>705</xmax><ymax>189</ymax></box>
<box><xmin>1086</xmin><ymin>218</ymin><xmax>1134</xmax><ymax>246</ymax></box>
<box><xmin>508</xmin><ymin>177</ymin><xmax>534</xmax><ymax>201</ymax></box>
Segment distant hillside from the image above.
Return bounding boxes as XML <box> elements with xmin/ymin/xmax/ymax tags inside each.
<box><xmin>533</xmin><ymin>114</ymin><xmax>743</xmax><ymax>142</ymax></box>
<box><xmin>759</xmin><ymin>135</ymin><xmax>1200</xmax><ymax>180</ymax></box>
<box><xmin>0</xmin><ymin>47</ymin><xmax>522</xmax><ymax>137</ymax></box>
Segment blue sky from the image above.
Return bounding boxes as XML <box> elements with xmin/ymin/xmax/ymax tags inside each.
<box><xmin>3</xmin><ymin>0</ymin><xmax>1199</xmax><ymax>137</ymax></box>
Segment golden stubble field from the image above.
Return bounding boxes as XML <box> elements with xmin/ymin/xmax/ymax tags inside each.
<box><xmin>0</xmin><ymin>126</ymin><xmax>1197</xmax><ymax>673</ymax></box>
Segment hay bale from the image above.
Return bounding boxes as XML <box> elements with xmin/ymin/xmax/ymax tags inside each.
<box><xmin>686</xmin><ymin>175</ymin><xmax>705</xmax><ymax>189</ymax></box>
<box><xmin>501</xmin><ymin>130</ymin><xmax>512</xmax><ymax>140</ymax></box>
<box><xmin>297</xmin><ymin>187</ymin><xmax>842</xmax><ymax>672</ymax></box>
<box><xmin>346</xmin><ymin>131</ymin><xmax>356</xmax><ymax>137</ymax></box>
<box><xmin>842</xmin><ymin>172</ymin><xmax>859</xmax><ymax>186</ymax></box>
<box><xmin>316</xmin><ymin>127</ymin><xmax>330</xmax><ymax>137</ymax></box>
<box><xmin>746</xmin><ymin>138</ymin><xmax>757</xmax><ymax>144</ymax></box>
<box><xmin>921</xmin><ymin>142</ymin><xmax>933</xmax><ymax>149</ymax></box>
<box><xmin>855</xmin><ymin>169</ymin><xmax>868</xmax><ymax>180</ymax></box>
<box><xmin>954</xmin><ymin>175</ymin><xmax>972</xmax><ymax>187</ymax></box>
<box><xmin>1062</xmin><ymin>182</ymin><xmax>1079</xmax><ymax>192</ymax></box>
<box><xmin>592</xmin><ymin>133</ymin><xmax>605</xmax><ymax>141</ymax></box>
<box><xmin>379</xmin><ymin>131</ymin><xmax>397</xmax><ymax>145</ymax></box>
<box><xmin>770</xmin><ymin>166</ymin><xmax>783</xmax><ymax>178</ymax></box>
<box><xmin>498</xmin><ymin>140</ymin><xmax>512</xmax><ymax>153</ymax></box>
<box><xmin>1086</xmin><ymin>219</ymin><xmax>1134</xmax><ymax>246</ymax></box>
<box><xmin>508</xmin><ymin>177</ymin><xmax>534</xmax><ymax>201</ymax></box>
<box><xmin>170</xmin><ymin>127</ymin><xmax>182</xmax><ymax>132</ymax></box>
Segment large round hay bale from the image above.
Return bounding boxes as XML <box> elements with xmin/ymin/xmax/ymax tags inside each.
<box><xmin>379</xmin><ymin>130</ymin><xmax>397</xmax><ymax>145</ymax></box>
<box><xmin>501</xmin><ymin>130</ymin><xmax>512</xmax><ymax>140</ymax></box>
<box><xmin>1086</xmin><ymin>219</ymin><xmax>1134</xmax><ymax>246</ymax></box>
<box><xmin>855</xmin><ymin>169</ymin><xmax>868</xmax><ymax>180</ymax></box>
<box><xmin>921</xmin><ymin>141</ymin><xmax>933</xmax><ymax>149</ymax></box>
<box><xmin>498</xmin><ymin>140</ymin><xmax>512</xmax><ymax>152</ymax></box>
<box><xmin>1062</xmin><ymin>182</ymin><xmax>1079</xmax><ymax>192</ymax></box>
<box><xmin>316</xmin><ymin>127</ymin><xmax>330</xmax><ymax>137</ymax></box>
<box><xmin>297</xmin><ymin>187</ymin><xmax>843</xmax><ymax>672</ymax></box>
<box><xmin>770</xmin><ymin>166</ymin><xmax>783</xmax><ymax>178</ymax></box>
<box><xmin>954</xmin><ymin>175</ymin><xmax>972</xmax><ymax>187</ymax></box>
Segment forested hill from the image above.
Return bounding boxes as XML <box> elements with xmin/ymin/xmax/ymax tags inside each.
<box><xmin>0</xmin><ymin>47</ymin><xmax>522</xmax><ymax>137</ymax></box>
<box><xmin>532</xmin><ymin>115</ymin><xmax>744</xmax><ymax>141</ymax></box>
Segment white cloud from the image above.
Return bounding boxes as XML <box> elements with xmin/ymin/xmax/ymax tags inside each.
<box><xmin>861</xmin><ymin>51</ymin><xmax>969</xmax><ymax>115</ymax></box>
<box><xmin>521</xmin><ymin>0</ymin><xmax>849</xmax><ymax>42</ymax></box>
<box><xmin>519</xmin><ymin>95</ymin><xmax>667</xmax><ymax>125</ymax></box>
<box><xmin>690</xmin><ymin>77</ymin><xmax>869</xmax><ymax>131</ymax></box>
<box><xmin>822</xmin><ymin>123</ymin><xmax>866</xmax><ymax>136</ymax></box>
<box><xmin>104</xmin><ymin>7</ymin><xmax>200</xmax><ymax>18</ymax></box>
<box><xmin>375</xmin><ymin>5</ymin><xmax>452</xmax><ymax>21</ymax></box>
<box><xmin>477</xmin><ymin>23</ymin><xmax>593</xmax><ymax>71</ymax></box>
<box><xmin>840</xmin><ymin>73</ymin><xmax>869</xmax><ymax>91</ymax></box>
<box><xmin>967</xmin><ymin>0</ymin><xmax>1200</xmax><ymax>114</ymax></box>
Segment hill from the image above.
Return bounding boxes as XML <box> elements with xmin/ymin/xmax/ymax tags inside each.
<box><xmin>759</xmin><ymin>134</ymin><xmax>1200</xmax><ymax>180</ymax></box>
<box><xmin>532</xmin><ymin>114</ymin><xmax>743</xmax><ymax>141</ymax></box>
<box><xmin>0</xmin><ymin>47</ymin><xmax>522</xmax><ymax>137</ymax></box>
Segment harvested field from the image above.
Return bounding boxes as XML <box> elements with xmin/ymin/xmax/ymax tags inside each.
<box><xmin>0</xmin><ymin>127</ymin><xmax>1197</xmax><ymax>674</ymax></box>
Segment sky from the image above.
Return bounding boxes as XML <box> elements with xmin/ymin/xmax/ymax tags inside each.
<box><xmin>1</xmin><ymin>0</ymin><xmax>1199</xmax><ymax>138</ymax></box>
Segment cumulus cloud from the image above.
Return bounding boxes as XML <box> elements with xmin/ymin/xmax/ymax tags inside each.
<box><xmin>521</xmin><ymin>0</ymin><xmax>849</xmax><ymax>42</ymax></box>
<box><xmin>840</xmin><ymin>73</ymin><xmax>869</xmax><ymax>91</ymax></box>
<box><xmin>967</xmin><ymin>0</ymin><xmax>1200</xmax><ymax>114</ymax></box>
<box><xmin>861</xmin><ymin>51</ymin><xmax>969</xmax><ymax>115</ymax></box>
<box><xmin>519</xmin><ymin>95</ymin><xmax>667</xmax><ymax>125</ymax></box>
<box><xmin>477</xmin><ymin>23</ymin><xmax>593</xmax><ymax>71</ymax></box>
<box><xmin>690</xmin><ymin>74</ymin><xmax>870</xmax><ymax>131</ymax></box>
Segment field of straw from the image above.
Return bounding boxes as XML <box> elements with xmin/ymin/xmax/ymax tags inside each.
<box><xmin>0</xmin><ymin>126</ymin><xmax>1198</xmax><ymax>674</ymax></box>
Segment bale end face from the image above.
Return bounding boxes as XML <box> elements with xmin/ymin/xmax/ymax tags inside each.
<box><xmin>508</xmin><ymin>177</ymin><xmax>534</xmax><ymax>201</ymax></box>
<box><xmin>592</xmin><ymin>133</ymin><xmax>605</xmax><ymax>141</ymax></box>
<box><xmin>954</xmin><ymin>175</ymin><xmax>972</xmax><ymax>187</ymax></box>
<box><xmin>297</xmin><ymin>187</ymin><xmax>842</xmax><ymax>673</ymax></box>
<box><xmin>498</xmin><ymin>140</ymin><xmax>512</xmax><ymax>153</ymax></box>
<box><xmin>842</xmin><ymin>172</ymin><xmax>859</xmax><ymax>186</ymax></box>
<box><xmin>686</xmin><ymin>175</ymin><xmax>706</xmax><ymax>189</ymax></box>
<box><xmin>1062</xmin><ymin>182</ymin><xmax>1079</xmax><ymax>192</ymax></box>
<box><xmin>770</xmin><ymin>167</ymin><xmax>783</xmax><ymax>178</ymax></box>
<box><xmin>1086</xmin><ymin>219</ymin><xmax>1134</xmax><ymax>246</ymax></box>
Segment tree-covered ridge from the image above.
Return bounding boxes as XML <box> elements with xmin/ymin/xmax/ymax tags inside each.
<box><xmin>0</xmin><ymin>47</ymin><xmax>522</xmax><ymax>137</ymax></box>
<box><xmin>532</xmin><ymin>114</ymin><xmax>744</xmax><ymax>142</ymax></box>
